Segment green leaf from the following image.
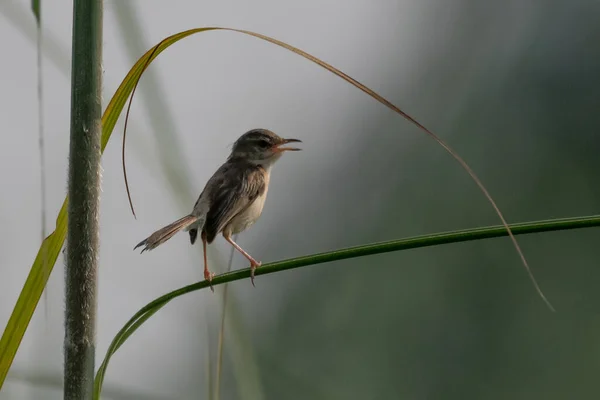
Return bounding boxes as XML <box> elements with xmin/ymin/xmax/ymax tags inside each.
<box><xmin>0</xmin><ymin>201</ymin><xmax>66</xmax><ymax>387</ymax></box>
<box><xmin>94</xmin><ymin>214</ymin><xmax>600</xmax><ymax>398</ymax></box>
<box><xmin>31</xmin><ymin>0</ymin><xmax>40</xmax><ymax>25</ymax></box>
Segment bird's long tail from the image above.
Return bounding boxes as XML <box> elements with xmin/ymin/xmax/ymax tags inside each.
<box><xmin>134</xmin><ymin>214</ymin><xmax>198</xmax><ymax>253</ymax></box>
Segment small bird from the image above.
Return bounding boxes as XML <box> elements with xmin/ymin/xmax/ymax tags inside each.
<box><xmin>134</xmin><ymin>128</ymin><xmax>302</xmax><ymax>289</ymax></box>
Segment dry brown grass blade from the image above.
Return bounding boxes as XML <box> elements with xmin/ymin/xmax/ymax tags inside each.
<box><xmin>121</xmin><ymin>27</ymin><xmax>554</xmax><ymax>311</ymax></box>
<box><xmin>121</xmin><ymin>36</ymin><xmax>165</xmax><ymax>218</ymax></box>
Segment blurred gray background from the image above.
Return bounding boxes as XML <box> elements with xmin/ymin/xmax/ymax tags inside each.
<box><xmin>1</xmin><ymin>0</ymin><xmax>600</xmax><ymax>398</ymax></box>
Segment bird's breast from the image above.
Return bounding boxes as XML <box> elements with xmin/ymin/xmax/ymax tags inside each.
<box><xmin>227</xmin><ymin>168</ymin><xmax>271</xmax><ymax>235</ymax></box>
<box><xmin>229</xmin><ymin>186</ymin><xmax>269</xmax><ymax>234</ymax></box>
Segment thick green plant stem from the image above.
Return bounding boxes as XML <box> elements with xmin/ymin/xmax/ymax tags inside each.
<box><xmin>65</xmin><ymin>1</ymin><xmax>103</xmax><ymax>399</ymax></box>
<box><xmin>94</xmin><ymin>214</ymin><xmax>600</xmax><ymax>397</ymax></box>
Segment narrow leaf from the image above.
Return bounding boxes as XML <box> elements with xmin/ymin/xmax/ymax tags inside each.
<box><xmin>0</xmin><ymin>201</ymin><xmax>67</xmax><ymax>387</ymax></box>
<box><xmin>94</xmin><ymin>214</ymin><xmax>600</xmax><ymax>397</ymax></box>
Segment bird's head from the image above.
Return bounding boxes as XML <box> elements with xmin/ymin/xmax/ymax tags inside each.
<box><xmin>228</xmin><ymin>128</ymin><xmax>302</xmax><ymax>166</ymax></box>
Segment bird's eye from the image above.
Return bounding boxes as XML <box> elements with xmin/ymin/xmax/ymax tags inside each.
<box><xmin>258</xmin><ymin>139</ymin><xmax>271</xmax><ymax>148</ymax></box>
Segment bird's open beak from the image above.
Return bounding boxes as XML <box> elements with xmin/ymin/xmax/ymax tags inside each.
<box><xmin>273</xmin><ymin>138</ymin><xmax>302</xmax><ymax>152</ymax></box>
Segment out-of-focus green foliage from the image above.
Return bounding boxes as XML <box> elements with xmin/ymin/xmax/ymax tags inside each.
<box><xmin>252</xmin><ymin>3</ymin><xmax>600</xmax><ymax>399</ymax></box>
<box><xmin>31</xmin><ymin>0</ymin><xmax>40</xmax><ymax>25</ymax></box>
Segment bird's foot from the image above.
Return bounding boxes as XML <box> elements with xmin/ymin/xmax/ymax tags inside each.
<box><xmin>204</xmin><ymin>269</ymin><xmax>215</xmax><ymax>292</ymax></box>
<box><xmin>250</xmin><ymin>260</ymin><xmax>262</xmax><ymax>287</ymax></box>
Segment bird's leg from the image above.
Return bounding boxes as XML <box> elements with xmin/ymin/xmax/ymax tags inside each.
<box><xmin>224</xmin><ymin>234</ymin><xmax>261</xmax><ymax>286</ymax></box>
<box><xmin>202</xmin><ymin>232</ymin><xmax>215</xmax><ymax>292</ymax></box>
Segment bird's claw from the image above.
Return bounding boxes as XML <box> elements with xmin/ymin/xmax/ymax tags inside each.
<box><xmin>204</xmin><ymin>270</ymin><xmax>215</xmax><ymax>292</ymax></box>
<box><xmin>250</xmin><ymin>261</ymin><xmax>262</xmax><ymax>287</ymax></box>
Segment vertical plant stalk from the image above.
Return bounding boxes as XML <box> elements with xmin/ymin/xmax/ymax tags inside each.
<box><xmin>64</xmin><ymin>0</ymin><xmax>103</xmax><ymax>399</ymax></box>
<box><xmin>32</xmin><ymin>0</ymin><xmax>43</xmax><ymax>242</ymax></box>
<box><xmin>215</xmin><ymin>235</ymin><xmax>237</xmax><ymax>400</ymax></box>
<box><xmin>33</xmin><ymin>0</ymin><xmax>50</xmax><ymax>322</ymax></box>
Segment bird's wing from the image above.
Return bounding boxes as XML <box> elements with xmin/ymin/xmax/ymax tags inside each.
<box><xmin>203</xmin><ymin>163</ymin><xmax>266</xmax><ymax>242</ymax></box>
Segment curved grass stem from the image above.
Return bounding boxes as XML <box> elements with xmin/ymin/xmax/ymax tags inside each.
<box><xmin>93</xmin><ymin>214</ymin><xmax>600</xmax><ymax>399</ymax></box>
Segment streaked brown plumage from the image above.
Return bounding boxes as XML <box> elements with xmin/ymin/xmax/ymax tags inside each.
<box><xmin>134</xmin><ymin>128</ymin><xmax>301</xmax><ymax>289</ymax></box>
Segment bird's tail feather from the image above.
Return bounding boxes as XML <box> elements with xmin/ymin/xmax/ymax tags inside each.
<box><xmin>134</xmin><ymin>214</ymin><xmax>198</xmax><ymax>253</ymax></box>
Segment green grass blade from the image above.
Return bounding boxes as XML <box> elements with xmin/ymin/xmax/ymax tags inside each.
<box><xmin>94</xmin><ymin>214</ymin><xmax>600</xmax><ymax>397</ymax></box>
<box><xmin>0</xmin><ymin>200</ymin><xmax>67</xmax><ymax>388</ymax></box>
<box><xmin>93</xmin><ymin>304</ymin><xmax>166</xmax><ymax>399</ymax></box>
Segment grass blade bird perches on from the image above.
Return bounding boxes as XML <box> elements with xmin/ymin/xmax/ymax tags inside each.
<box><xmin>94</xmin><ymin>213</ymin><xmax>600</xmax><ymax>398</ymax></box>
<box><xmin>120</xmin><ymin>27</ymin><xmax>554</xmax><ymax>311</ymax></box>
